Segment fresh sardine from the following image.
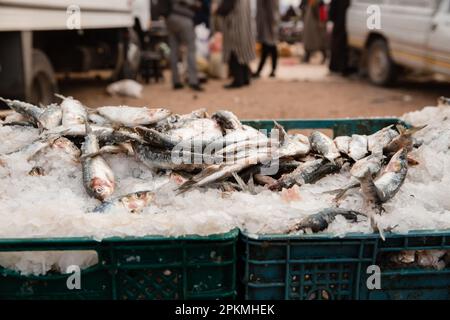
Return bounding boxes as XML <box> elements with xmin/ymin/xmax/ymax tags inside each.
<box><xmin>93</xmin><ymin>191</ymin><xmax>154</xmax><ymax>214</ymax></box>
<box><xmin>81</xmin><ymin>123</ymin><xmax>115</xmax><ymax>201</ymax></box>
<box><xmin>97</xmin><ymin>106</ymin><xmax>171</xmax><ymax>127</ymax></box>
<box><xmin>309</xmin><ymin>131</ymin><xmax>340</xmax><ymax>162</ymax></box>
<box><xmin>288</xmin><ymin>208</ymin><xmax>363</xmax><ymax>233</ymax></box>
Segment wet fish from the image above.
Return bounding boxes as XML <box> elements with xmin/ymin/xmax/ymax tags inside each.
<box><xmin>81</xmin><ymin>123</ymin><xmax>115</xmax><ymax>201</ymax></box>
<box><xmin>383</xmin><ymin>125</ymin><xmax>426</xmax><ymax>155</ymax></box>
<box><xmin>288</xmin><ymin>208</ymin><xmax>363</xmax><ymax>233</ymax></box>
<box><xmin>97</xmin><ymin>106</ymin><xmax>171</xmax><ymax>127</ymax></box>
<box><xmin>367</xmin><ymin>125</ymin><xmax>399</xmax><ymax>154</ymax></box>
<box><xmin>374</xmin><ymin>148</ymin><xmax>408</xmax><ymax>202</ymax></box>
<box><xmin>51</xmin><ymin>137</ymin><xmax>81</xmax><ymax>162</ymax></box>
<box><xmin>132</xmin><ymin>142</ymin><xmax>206</xmax><ymax>171</ymax></box>
<box><xmin>93</xmin><ymin>191</ymin><xmax>155</xmax><ymax>214</ymax></box>
<box><xmin>330</xmin><ymin>153</ymin><xmax>384</xmax><ymax>201</ymax></box>
<box><xmin>88</xmin><ymin>113</ymin><xmax>110</xmax><ymax>126</ymax></box>
<box><xmin>38</xmin><ymin>103</ymin><xmax>62</xmax><ymax>129</ymax></box>
<box><xmin>56</xmin><ymin>94</ymin><xmax>88</xmax><ymax>126</ymax></box>
<box><xmin>3</xmin><ymin>135</ymin><xmax>60</xmax><ymax>160</ymax></box>
<box><xmin>81</xmin><ymin>143</ymin><xmax>134</xmax><ymax>160</ymax></box>
<box><xmin>44</xmin><ymin>124</ymin><xmax>114</xmax><ymax>139</ymax></box>
<box><xmin>334</xmin><ymin>136</ymin><xmax>351</xmax><ymax>155</ymax></box>
<box><xmin>212</xmin><ymin>110</ymin><xmax>243</xmax><ymax>133</ymax></box>
<box><xmin>177</xmin><ymin>151</ymin><xmax>273</xmax><ymax>192</ymax></box>
<box><xmin>28</xmin><ymin>166</ymin><xmax>45</xmax><ymax>176</ymax></box>
<box><xmin>0</xmin><ymin>98</ymin><xmax>43</xmax><ymax>126</ymax></box>
<box><xmin>0</xmin><ymin>98</ymin><xmax>60</xmax><ymax>129</ymax></box>
<box><xmin>348</xmin><ymin>134</ymin><xmax>368</xmax><ymax>161</ymax></box>
<box><xmin>269</xmin><ymin>158</ymin><xmax>342</xmax><ymax>191</ymax></box>
<box><xmin>309</xmin><ymin>131</ymin><xmax>340</xmax><ymax>162</ymax></box>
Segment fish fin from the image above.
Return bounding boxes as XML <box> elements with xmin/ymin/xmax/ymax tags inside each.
<box><xmin>405</xmin><ymin>124</ymin><xmax>427</xmax><ymax>136</ymax></box>
<box><xmin>273</xmin><ymin>120</ymin><xmax>287</xmax><ymax>145</ymax></box>
<box><xmin>54</xmin><ymin>93</ymin><xmax>68</xmax><ymax>101</ymax></box>
<box><xmin>232</xmin><ymin>172</ymin><xmax>248</xmax><ymax>192</ymax></box>
<box><xmin>0</xmin><ymin>97</ymin><xmax>13</xmax><ymax>108</ymax></box>
<box><xmin>85</xmin><ymin>119</ymin><xmax>93</xmax><ymax>135</ymax></box>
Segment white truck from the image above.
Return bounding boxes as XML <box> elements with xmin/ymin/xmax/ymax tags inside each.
<box><xmin>347</xmin><ymin>0</ymin><xmax>450</xmax><ymax>86</ymax></box>
<box><xmin>0</xmin><ymin>0</ymin><xmax>150</xmax><ymax>104</ymax></box>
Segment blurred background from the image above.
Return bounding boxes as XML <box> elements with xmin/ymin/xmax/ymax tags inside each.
<box><xmin>0</xmin><ymin>0</ymin><xmax>449</xmax><ymax>120</ymax></box>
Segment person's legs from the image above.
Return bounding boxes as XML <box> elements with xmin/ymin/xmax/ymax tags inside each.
<box><xmin>168</xmin><ymin>28</ymin><xmax>181</xmax><ymax>87</ymax></box>
<box><xmin>243</xmin><ymin>64</ymin><xmax>250</xmax><ymax>85</ymax></box>
<box><xmin>225</xmin><ymin>52</ymin><xmax>243</xmax><ymax>88</ymax></box>
<box><xmin>269</xmin><ymin>44</ymin><xmax>278</xmax><ymax>77</ymax></box>
<box><xmin>302</xmin><ymin>50</ymin><xmax>311</xmax><ymax>63</ymax></box>
<box><xmin>180</xmin><ymin>18</ymin><xmax>202</xmax><ymax>90</ymax></box>
<box><xmin>254</xmin><ymin>43</ymin><xmax>269</xmax><ymax>77</ymax></box>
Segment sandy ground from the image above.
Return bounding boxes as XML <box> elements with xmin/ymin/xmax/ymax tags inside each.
<box><xmin>59</xmin><ymin>57</ymin><xmax>450</xmax><ymax>120</ymax></box>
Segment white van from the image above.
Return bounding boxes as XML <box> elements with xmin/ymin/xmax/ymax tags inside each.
<box><xmin>347</xmin><ymin>0</ymin><xmax>450</xmax><ymax>85</ymax></box>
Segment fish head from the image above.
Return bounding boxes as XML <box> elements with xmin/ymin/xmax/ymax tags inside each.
<box><xmin>90</xmin><ymin>178</ymin><xmax>115</xmax><ymax>201</ymax></box>
<box><xmin>121</xmin><ymin>191</ymin><xmax>154</xmax><ymax>214</ymax></box>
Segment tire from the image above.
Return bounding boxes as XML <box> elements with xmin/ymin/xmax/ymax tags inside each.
<box><xmin>121</xmin><ymin>28</ymin><xmax>142</xmax><ymax>79</ymax></box>
<box><xmin>29</xmin><ymin>49</ymin><xmax>58</xmax><ymax>105</ymax></box>
<box><xmin>367</xmin><ymin>39</ymin><xmax>397</xmax><ymax>86</ymax></box>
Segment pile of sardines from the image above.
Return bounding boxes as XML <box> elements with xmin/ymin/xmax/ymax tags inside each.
<box><xmin>0</xmin><ymin>96</ymin><xmax>424</xmax><ymax>234</ymax></box>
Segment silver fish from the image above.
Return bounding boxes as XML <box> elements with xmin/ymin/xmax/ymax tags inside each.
<box><xmin>50</xmin><ymin>137</ymin><xmax>81</xmax><ymax>162</ymax></box>
<box><xmin>334</xmin><ymin>136</ymin><xmax>351</xmax><ymax>155</ymax></box>
<box><xmin>288</xmin><ymin>208</ymin><xmax>363</xmax><ymax>233</ymax></box>
<box><xmin>330</xmin><ymin>154</ymin><xmax>384</xmax><ymax>201</ymax></box>
<box><xmin>309</xmin><ymin>131</ymin><xmax>340</xmax><ymax>162</ymax></box>
<box><xmin>132</xmin><ymin>142</ymin><xmax>206</xmax><ymax>171</ymax></box>
<box><xmin>177</xmin><ymin>151</ymin><xmax>273</xmax><ymax>192</ymax></box>
<box><xmin>93</xmin><ymin>190</ymin><xmax>155</xmax><ymax>214</ymax></box>
<box><xmin>0</xmin><ymin>98</ymin><xmax>44</xmax><ymax>127</ymax></box>
<box><xmin>212</xmin><ymin>110</ymin><xmax>243</xmax><ymax>133</ymax></box>
<box><xmin>367</xmin><ymin>126</ymin><xmax>399</xmax><ymax>155</ymax></box>
<box><xmin>374</xmin><ymin>148</ymin><xmax>408</xmax><ymax>202</ymax></box>
<box><xmin>38</xmin><ymin>103</ymin><xmax>63</xmax><ymax>129</ymax></box>
<box><xmin>269</xmin><ymin>158</ymin><xmax>342</xmax><ymax>191</ymax></box>
<box><xmin>81</xmin><ymin>123</ymin><xmax>115</xmax><ymax>201</ymax></box>
<box><xmin>97</xmin><ymin>106</ymin><xmax>171</xmax><ymax>127</ymax></box>
<box><xmin>348</xmin><ymin>134</ymin><xmax>368</xmax><ymax>161</ymax></box>
<box><xmin>56</xmin><ymin>94</ymin><xmax>88</xmax><ymax>126</ymax></box>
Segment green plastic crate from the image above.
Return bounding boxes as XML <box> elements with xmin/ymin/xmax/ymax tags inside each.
<box><xmin>240</xmin><ymin>118</ymin><xmax>450</xmax><ymax>300</ymax></box>
<box><xmin>0</xmin><ymin>229</ymin><xmax>238</xmax><ymax>300</ymax></box>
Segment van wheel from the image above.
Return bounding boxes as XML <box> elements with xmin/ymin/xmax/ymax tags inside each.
<box><xmin>29</xmin><ymin>49</ymin><xmax>58</xmax><ymax>105</ymax></box>
<box><xmin>367</xmin><ymin>39</ymin><xmax>397</xmax><ymax>86</ymax></box>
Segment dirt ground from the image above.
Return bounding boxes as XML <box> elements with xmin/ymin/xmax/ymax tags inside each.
<box><xmin>60</xmin><ymin>57</ymin><xmax>450</xmax><ymax>120</ymax></box>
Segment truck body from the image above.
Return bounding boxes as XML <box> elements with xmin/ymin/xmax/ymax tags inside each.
<box><xmin>347</xmin><ymin>0</ymin><xmax>450</xmax><ymax>85</ymax></box>
<box><xmin>0</xmin><ymin>0</ymin><xmax>150</xmax><ymax>104</ymax></box>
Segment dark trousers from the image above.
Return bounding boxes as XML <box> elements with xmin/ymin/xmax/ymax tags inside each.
<box><xmin>256</xmin><ymin>43</ymin><xmax>278</xmax><ymax>75</ymax></box>
<box><xmin>229</xmin><ymin>52</ymin><xmax>250</xmax><ymax>86</ymax></box>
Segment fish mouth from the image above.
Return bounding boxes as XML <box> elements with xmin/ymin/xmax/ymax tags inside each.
<box><xmin>90</xmin><ymin>178</ymin><xmax>114</xmax><ymax>201</ymax></box>
<box><xmin>122</xmin><ymin>192</ymin><xmax>154</xmax><ymax>213</ymax></box>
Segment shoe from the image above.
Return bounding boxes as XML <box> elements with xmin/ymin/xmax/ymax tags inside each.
<box><xmin>252</xmin><ymin>72</ymin><xmax>260</xmax><ymax>79</ymax></box>
<box><xmin>173</xmin><ymin>83</ymin><xmax>184</xmax><ymax>90</ymax></box>
<box><xmin>224</xmin><ymin>82</ymin><xmax>243</xmax><ymax>89</ymax></box>
<box><xmin>190</xmin><ymin>84</ymin><xmax>204</xmax><ymax>92</ymax></box>
<box><xmin>269</xmin><ymin>72</ymin><xmax>276</xmax><ymax>78</ymax></box>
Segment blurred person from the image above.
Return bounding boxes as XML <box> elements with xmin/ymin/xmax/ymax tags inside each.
<box><xmin>328</xmin><ymin>0</ymin><xmax>351</xmax><ymax>75</ymax></box>
<box><xmin>253</xmin><ymin>0</ymin><xmax>280</xmax><ymax>78</ymax></box>
<box><xmin>166</xmin><ymin>0</ymin><xmax>204</xmax><ymax>91</ymax></box>
<box><xmin>216</xmin><ymin>0</ymin><xmax>255</xmax><ymax>89</ymax></box>
<box><xmin>300</xmin><ymin>0</ymin><xmax>327</xmax><ymax>64</ymax></box>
